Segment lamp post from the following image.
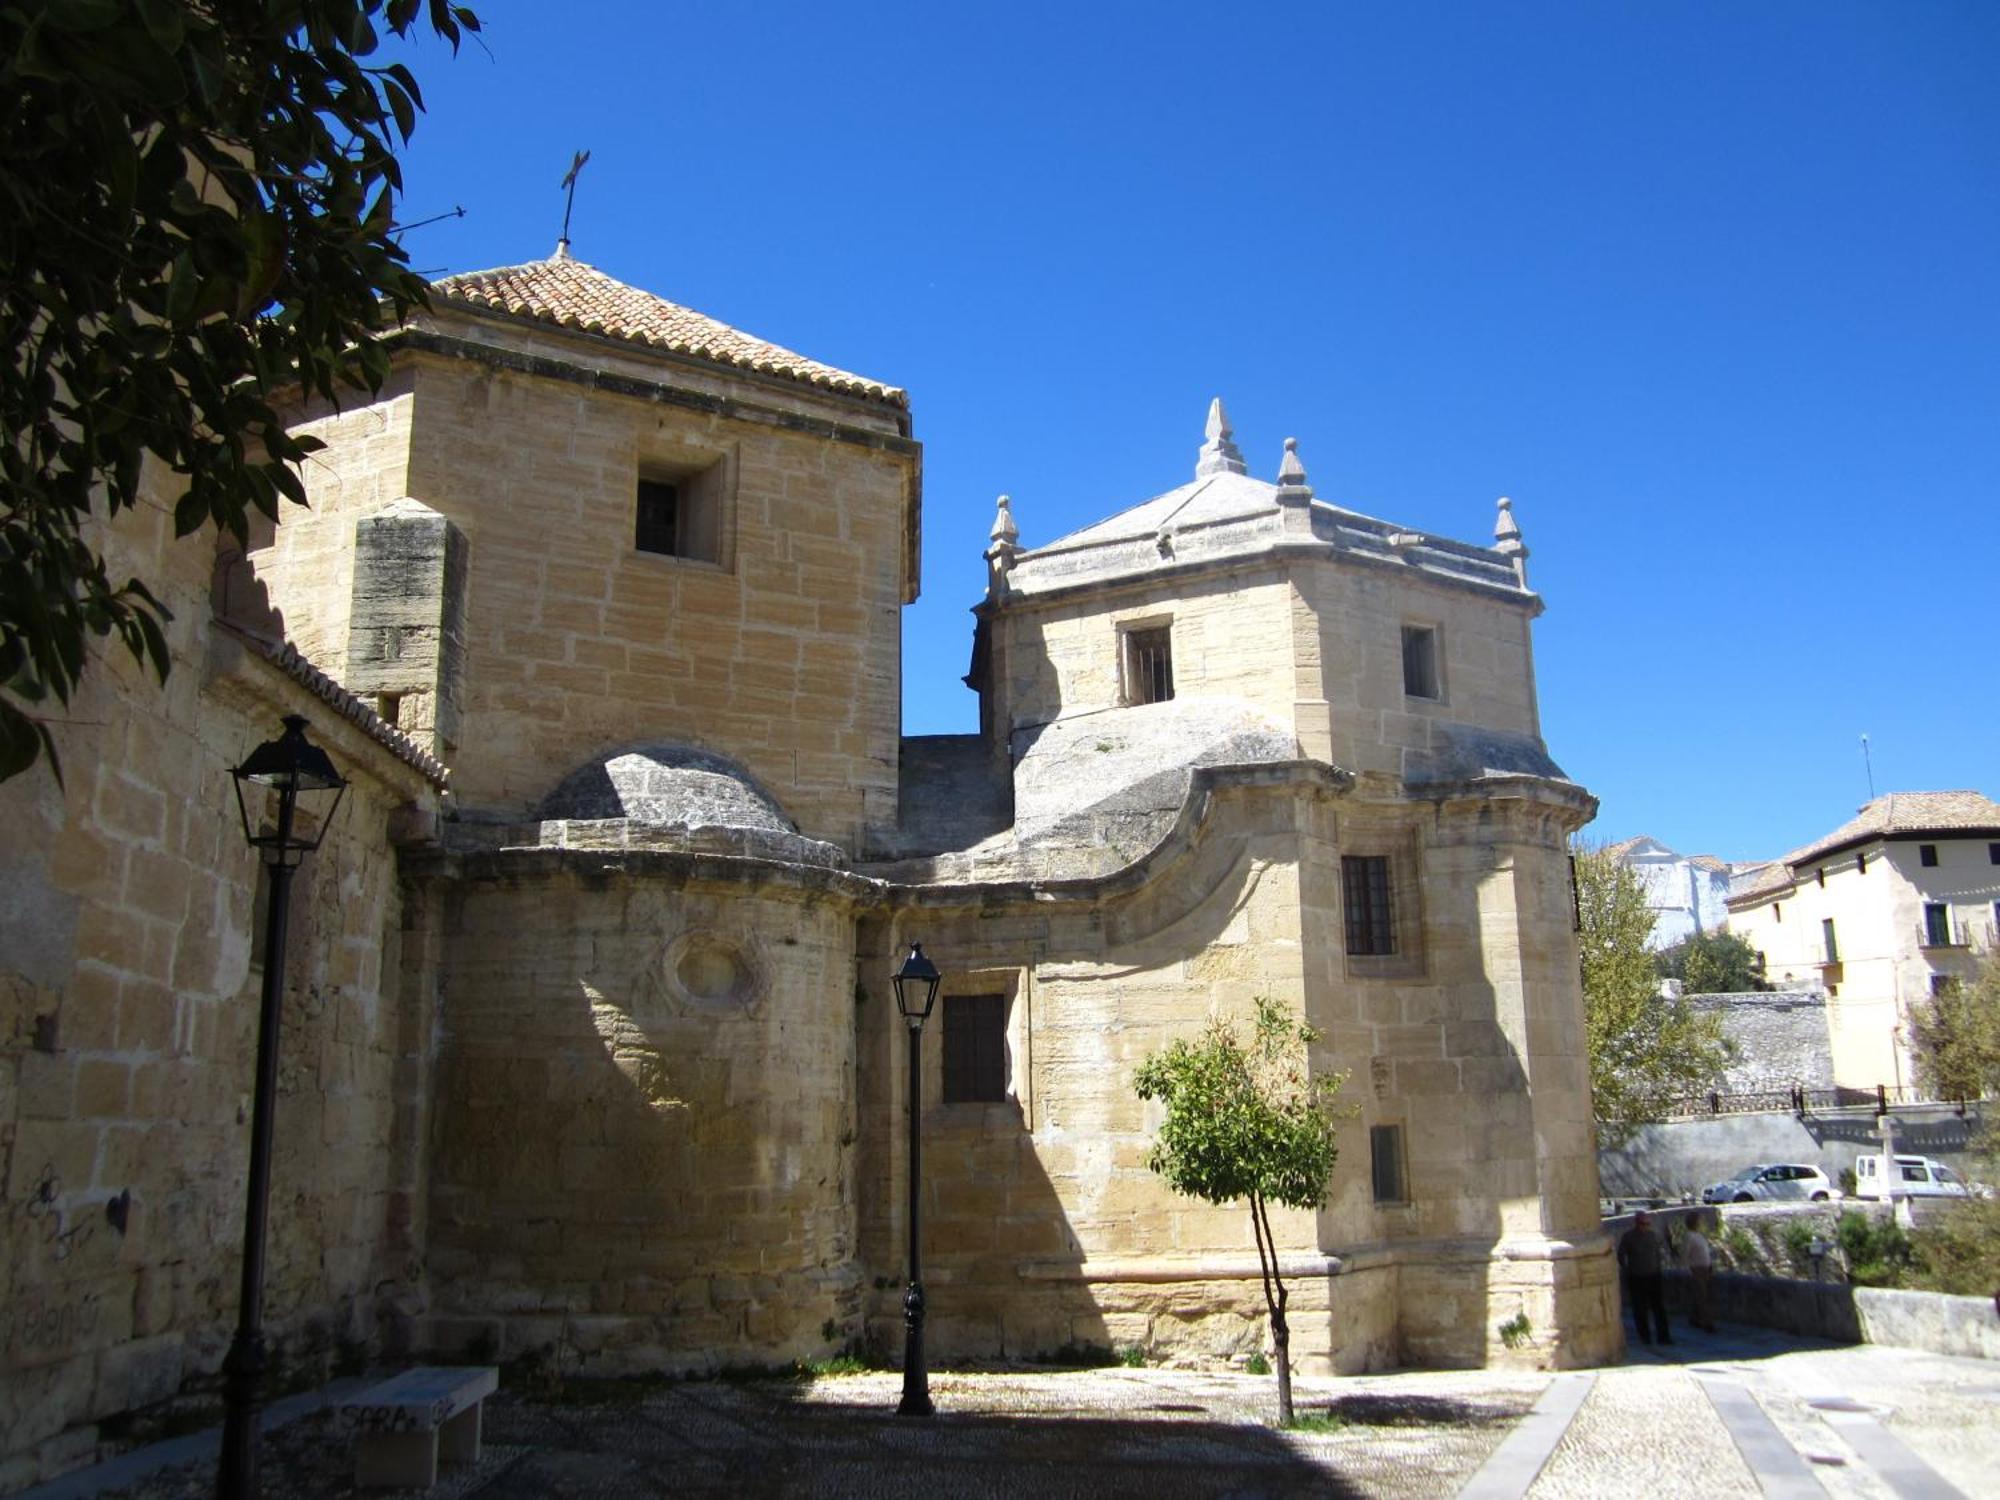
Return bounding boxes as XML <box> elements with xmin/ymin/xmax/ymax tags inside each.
<box><xmin>220</xmin><ymin>716</ymin><xmax>346</xmax><ymax>1499</ymax></box>
<box><xmin>891</xmin><ymin>942</ymin><xmax>941</xmax><ymax>1418</ymax></box>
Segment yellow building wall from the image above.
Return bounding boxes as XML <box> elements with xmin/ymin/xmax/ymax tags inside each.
<box><xmin>0</xmin><ymin>484</ymin><xmax>438</xmax><ymax>1484</ymax></box>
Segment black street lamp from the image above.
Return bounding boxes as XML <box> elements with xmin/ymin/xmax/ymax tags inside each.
<box><xmin>891</xmin><ymin>942</ymin><xmax>941</xmax><ymax>1418</ymax></box>
<box><xmin>220</xmin><ymin>716</ymin><xmax>346</xmax><ymax>1499</ymax></box>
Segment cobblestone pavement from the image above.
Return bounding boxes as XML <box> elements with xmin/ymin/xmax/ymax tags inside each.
<box><xmin>31</xmin><ymin>1323</ymin><xmax>2000</xmax><ymax>1499</ymax></box>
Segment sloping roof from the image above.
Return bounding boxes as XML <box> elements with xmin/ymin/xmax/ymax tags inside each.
<box><xmin>427</xmin><ymin>250</ymin><xmax>905</xmax><ymax>407</ymax></box>
<box><xmin>1728</xmin><ymin>860</ymin><xmax>1792</xmax><ymax>906</ymax></box>
<box><xmin>1602</xmin><ymin>834</ymin><xmax>1664</xmax><ymax>860</ymax></box>
<box><xmin>224</xmin><ymin>625</ymin><xmax>450</xmax><ymax>790</ymax></box>
<box><xmin>1039</xmin><ymin>470</ymin><xmax>1275</xmax><ymax>552</ymax></box>
<box><xmin>1782</xmin><ymin>790</ymin><xmax>2000</xmax><ymax>867</ymax></box>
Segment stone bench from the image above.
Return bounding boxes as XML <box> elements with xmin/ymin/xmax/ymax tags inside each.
<box><xmin>338</xmin><ymin>1365</ymin><xmax>498</xmax><ymax>1489</ymax></box>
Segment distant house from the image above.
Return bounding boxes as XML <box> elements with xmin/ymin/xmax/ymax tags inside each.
<box><xmin>1604</xmin><ymin>835</ymin><xmax>1735</xmax><ymax>949</ymax></box>
<box><xmin>1727</xmin><ymin>791</ymin><xmax>2000</xmax><ymax>1091</ymax></box>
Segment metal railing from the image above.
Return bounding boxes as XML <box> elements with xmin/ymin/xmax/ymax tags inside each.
<box><xmin>1663</xmin><ymin>1083</ymin><xmax>1972</xmax><ymax>1119</ymax></box>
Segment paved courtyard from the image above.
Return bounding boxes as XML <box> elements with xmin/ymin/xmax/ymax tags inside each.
<box><xmin>23</xmin><ymin>1322</ymin><xmax>1995</xmax><ymax>1499</ymax></box>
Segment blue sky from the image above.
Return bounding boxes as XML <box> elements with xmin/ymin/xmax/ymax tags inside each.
<box><xmin>386</xmin><ymin>1</ymin><xmax>1998</xmax><ymax>864</ymax></box>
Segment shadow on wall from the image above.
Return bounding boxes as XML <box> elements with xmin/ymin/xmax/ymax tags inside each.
<box><xmin>423</xmin><ymin>867</ymin><xmax>861</xmax><ymax>1374</ymax></box>
<box><xmin>862</xmin><ymin>820</ymin><xmax>1325</xmax><ymax>1370</ymax></box>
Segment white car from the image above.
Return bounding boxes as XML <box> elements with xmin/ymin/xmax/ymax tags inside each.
<box><xmin>1852</xmin><ymin>1154</ymin><xmax>1973</xmax><ymax>1200</ymax></box>
<box><xmin>1701</xmin><ymin>1163</ymin><xmax>1840</xmax><ymax>1204</ymax></box>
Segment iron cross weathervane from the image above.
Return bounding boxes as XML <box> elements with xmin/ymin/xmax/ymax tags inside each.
<box><xmin>559</xmin><ymin>149</ymin><xmax>591</xmax><ymax>251</ymax></box>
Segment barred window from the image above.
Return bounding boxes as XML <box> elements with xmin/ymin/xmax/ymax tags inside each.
<box><xmin>942</xmin><ymin>993</ymin><xmax>1008</xmax><ymax>1103</ymax></box>
<box><xmin>1124</xmin><ymin>625</ymin><xmax>1174</xmax><ymax>705</ymax></box>
<box><xmin>635</xmin><ymin>478</ymin><xmax>681</xmax><ymax>555</ymax></box>
<box><xmin>1343</xmin><ymin>855</ymin><xmax>1396</xmax><ymax>956</ymax></box>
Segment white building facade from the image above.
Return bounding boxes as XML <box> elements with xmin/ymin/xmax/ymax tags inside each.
<box><xmin>1604</xmin><ymin>835</ymin><xmax>1734</xmax><ymax>949</ymax></box>
<box><xmin>1726</xmin><ymin>792</ymin><xmax>2000</xmax><ymax>1091</ymax></box>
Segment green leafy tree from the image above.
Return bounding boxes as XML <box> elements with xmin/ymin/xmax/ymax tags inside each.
<box><xmin>1907</xmin><ymin>947</ymin><xmax>2000</xmax><ymax>1101</ymax></box>
<box><xmin>1657</xmin><ymin>930</ymin><xmax>1767</xmax><ymax>995</ymax></box>
<box><xmin>1</xmin><ymin>0</ymin><xmax>478</xmax><ymax>780</ymax></box>
<box><xmin>1133</xmin><ymin>997</ymin><xmax>1341</xmax><ymax>1425</ymax></box>
<box><xmin>1575</xmin><ymin>846</ymin><xmax>1730</xmax><ymax>1143</ymax></box>
<box><xmin>1908</xmin><ymin>1130</ymin><xmax>2000</xmax><ymax>1296</ymax></box>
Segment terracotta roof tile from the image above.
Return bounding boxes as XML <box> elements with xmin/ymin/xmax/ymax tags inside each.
<box><xmin>1728</xmin><ymin>860</ymin><xmax>1793</xmax><ymax>905</ymax></box>
<box><xmin>428</xmin><ymin>251</ymin><xmax>906</xmax><ymax>407</ymax></box>
<box><xmin>1782</xmin><ymin>790</ymin><xmax>2000</xmax><ymax>867</ymax></box>
<box><xmin>222</xmin><ymin>623</ymin><xmax>450</xmax><ymax>790</ymax></box>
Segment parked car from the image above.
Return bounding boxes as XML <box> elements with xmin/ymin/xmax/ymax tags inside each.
<box><xmin>1701</xmin><ymin>1163</ymin><xmax>1840</xmax><ymax>1204</ymax></box>
<box><xmin>1852</xmin><ymin>1154</ymin><xmax>1973</xmax><ymax>1200</ymax></box>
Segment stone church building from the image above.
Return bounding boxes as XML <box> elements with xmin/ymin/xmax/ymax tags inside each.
<box><xmin>0</xmin><ymin>249</ymin><xmax>1617</xmax><ymax>1481</ymax></box>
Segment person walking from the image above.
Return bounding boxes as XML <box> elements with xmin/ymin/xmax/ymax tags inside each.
<box><xmin>1683</xmin><ymin>1211</ymin><xmax>1717</xmax><ymax>1332</ymax></box>
<box><xmin>1617</xmin><ymin>1210</ymin><xmax>1672</xmax><ymax>1345</ymax></box>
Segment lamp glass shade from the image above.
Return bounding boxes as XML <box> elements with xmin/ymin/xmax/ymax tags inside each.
<box><xmin>891</xmin><ymin>943</ymin><xmax>942</xmax><ymax>1022</ymax></box>
<box><xmin>233</xmin><ymin>715</ymin><xmax>347</xmax><ymax>860</ymax></box>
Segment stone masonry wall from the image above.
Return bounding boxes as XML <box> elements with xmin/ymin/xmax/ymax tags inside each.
<box><xmin>0</xmin><ymin>487</ymin><xmax>437</xmax><ymax>1488</ymax></box>
<box><xmin>857</xmin><ymin>771</ymin><xmax>1614</xmax><ymax>1376</ymax></box>
<box><xmin>418</xmin><ymin>858</ymin><xmax>861</xmax><ymax>1374</ymax></box>
<box><xmin>997</xmin><ymin>567</ymin><xmax>1298</xmax><ymax>733</ymax></box>
<box><xmin>248</xmin><ymin>340</ymin><xmax>916</xmax><ymax>853</ymax></box>
<box><xmin>1305</xmin><ymin>563</ymin><xmax>1540</xmax><ymax>783</ymax></box>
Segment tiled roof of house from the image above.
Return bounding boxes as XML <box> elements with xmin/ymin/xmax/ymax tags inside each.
<box><xmin>1728</xmin><ymin>860</ymin><xmax>1792</xmax><ymax>906</ymax></box>
<box><xmin>427</xmin><ymin>249</ymin><xmax>906</xmax><ymax>407</ymax></box>
<box><xmin>1782</xmin><ymin>790</ymin><xmax>2000</xmax><ymax>867</ymax></box>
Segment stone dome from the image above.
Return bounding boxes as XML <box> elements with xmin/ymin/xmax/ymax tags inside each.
<box><xmin>537</xmin><ymin>744</ymin><xmax>797</xmax><ymax>831</ymax></box>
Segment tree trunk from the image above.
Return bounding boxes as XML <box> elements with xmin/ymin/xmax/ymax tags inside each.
<box><xmin>1249</xmin><ymin>1192</ymin><xmax>1295</xmax><ymax>1426</ymax></box>
<box><xmin>1273</xmin><ymin>1307</ymin><xmax>1293</xmax><ymax>1426</ymax></box>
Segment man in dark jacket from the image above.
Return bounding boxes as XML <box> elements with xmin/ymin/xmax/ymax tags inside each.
<box><xmin>1617</xmin><ymin>1211</ymin><xmax>1671</xmax><ymax>1345</ymax></box>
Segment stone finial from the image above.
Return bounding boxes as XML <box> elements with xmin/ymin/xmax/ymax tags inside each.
<box><xmin>1275</xmin><ymin>437</ymin><xmax>1313</xmax><ymax>500</ymax></box>
<box><xmin>988</xmin><ymin>493</ymin><xmax>1018</xmax><ymax>550</ymax></box>
<box><xmin>1195</xmin><ymin>397</ymin><xmax>1247</xmax><ymax>477</ymax></box>
<box><xmin>1494</xmin><ymin>496</ymin><xmax>1529</xmax><ymax>585</ymax></box>
<box><xmin>984</xmin><ymin>494</ymin><xmax>1020</xmax><ymax>600</ymax></box>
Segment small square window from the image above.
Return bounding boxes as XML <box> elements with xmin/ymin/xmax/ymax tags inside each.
<box><xmin>1124</xmin><ymin>625</ymin><xmax>1174</xmax><ymax>705</ymax></box>
<box><xmin>1343</xmin><ymin>855</ymin><xmax>1397</xmax><ymax>956</ymax></box>
<box><xmin>1919</xmin><ymin>844</ymin><xmax>1939</xmax><ymax>867</ymax></box>
<box><xmin>942</xmin><ymin>993</ymin><xmax>1008</xmax><ymax>1103</ymax></box>
<box><xmin>1401</xmin><ymin>625</ymin><xmax>1440</xmax><ymax>700</ymax></box>
<box><xmin>635</xmin><ymin>459</ymin><xmax>726</xmax><ymax>563</ymax></box>
<box><xmin>1370</xmin><ymin>1124</ymin><xmax>1406</xmax><ymax>1204</ymax></box>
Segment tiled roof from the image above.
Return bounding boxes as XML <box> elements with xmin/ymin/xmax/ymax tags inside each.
<box><xmin>427</xmin><ymin>250</ymin><xmax>906</xmax><ymax>407</ymax></box>
<box><xmin>1601</xmin><ymin>835</ymin><xmax>1650</xmax><ymax>860</ymax></box>
<box><xmin>1782</xmin><ymin>790</ymin><xmax>2000</xmax><ymax>867</ymax></box>
<box><xmin>1728</xmin><ymin>860</ymin><xmax>1792</xmax><ymax>906</ymax></box>
<box><xmin>222</xmin><ymin>624</ymin><xmax>451</xmax><ymax>790</ymax></box>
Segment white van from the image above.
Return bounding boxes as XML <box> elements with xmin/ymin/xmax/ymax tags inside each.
<box><xmin>1853</xmin><ymin>1154</ymin><xmax>1970</xmax><ymax>1200</ymax></box>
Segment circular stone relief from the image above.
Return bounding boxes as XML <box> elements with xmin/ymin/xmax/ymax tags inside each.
<box><xmin>666</xmin><ymin>933</ymin><xmax>761</xmax><ymax>1013</ymax></box>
